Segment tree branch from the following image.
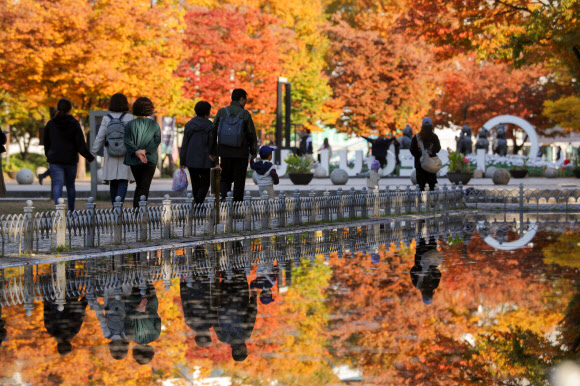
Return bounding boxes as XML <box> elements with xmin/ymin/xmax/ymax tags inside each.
<box><xmin>494</xmin><ymin>0</ymin><xmax>532</xmax><ymax>14</ymax></box>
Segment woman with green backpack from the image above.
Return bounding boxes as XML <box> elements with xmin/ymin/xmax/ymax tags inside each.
<box><xmin>92</xmin><ymin>93</ymin><xmax>134</xmax><ymax>204</ymax></box>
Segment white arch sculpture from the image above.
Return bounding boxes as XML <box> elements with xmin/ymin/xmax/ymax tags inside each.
<box><xmin>365</xmin><ymin>144</ymin><xmax>397</xmax><ymax>176</ymax></box>
<box><xmin>339</xmin><ymin>149</ymin><xmax>364</xmax><ymax>176</ymax></box>
<box><xmin>477</xmin><ymin>221</ymin><xmax>538</xmax><ymax>251</ymax></box>
<box><xmin>481</xmin><ymin>115</ymin><xmax>539</xmax><ymax>160</ymax></box>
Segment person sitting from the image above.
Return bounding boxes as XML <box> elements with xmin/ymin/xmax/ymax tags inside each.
<box><xmin>250</xmin><ymin>145</ymin><xmax>279</xmax><ymax>199</ymax></box>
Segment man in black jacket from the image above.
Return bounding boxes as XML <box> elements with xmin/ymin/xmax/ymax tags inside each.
<box><xmin>44</xmin><ymin>99</ymin><xmax>94</xmax><ymax>211</ymax></box>
<box><xmin>211</xmin><ymin>89</ymin><xmax>258</xmax><ymax>202</ymax></box>
<box><xmin>363</xmin><ymin>133</ymin><xmax>389</xmax><ymax>168</ymax></box>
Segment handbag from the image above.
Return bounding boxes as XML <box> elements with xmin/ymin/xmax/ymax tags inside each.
<box><xmin>417</xmin><ymin>134</ymin><xmax>442</xmax><ymax>173</ymax></box>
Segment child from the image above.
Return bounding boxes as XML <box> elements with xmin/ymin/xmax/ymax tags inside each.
<box><xmin>250</xmin><ymin>145</ymin><xmax>279</xmax><ymax>198</ymax></box>
<box><xmin>361</xmin><ymin>160</ymin><xmax>381</xmax><ymax>190</ymax></box>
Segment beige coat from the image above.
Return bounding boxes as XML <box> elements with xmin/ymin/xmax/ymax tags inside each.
<box><xmin>91</xmin><ymin>112</ymin><xmax>135</xmax><ymax>182</ymax></box>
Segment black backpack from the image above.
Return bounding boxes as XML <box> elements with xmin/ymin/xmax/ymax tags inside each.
<box><xmin>217</xmin><ymin>107</ymin><xmax>245</xmax><ymax>147</ymax></box>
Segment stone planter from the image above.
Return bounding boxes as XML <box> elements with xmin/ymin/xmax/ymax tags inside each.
<box><xmin>573</xmin><ymin>168</ymin><xmax>580</xmax><ymax>178</ymax></box>
<box><xmin>7</xmin><ymin>171</ymin><xmax>17</xmax><ymax>179</ymax></box>
<box><xmin>289</xmin><ymin>173</ymin><xmax>314</xmax><ymax>185</ymax></box>
<box><xmin>447</xmin><ymin>172</ymin><xmax>472</xmax><ymax>185</ymax></box>
<box><xmin>509</xmin><ymin>169</ymin><xmax>528</xmax><ymax>179</ymax></box>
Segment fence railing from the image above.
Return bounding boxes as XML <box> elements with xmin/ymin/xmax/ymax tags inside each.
<box><xmin>1</xmin><ymin>183</ymin><xmax>579</xmax><ymax>257</ymax></box>
<box><xmin>0</xmin><ymin>184</ymin><xmax>465</xmax><ymax>256</ymax></box>
<box><xmin>2</xmin><ymin>214</ymin><xmax>578</xmax><ymax>313</ymax></box>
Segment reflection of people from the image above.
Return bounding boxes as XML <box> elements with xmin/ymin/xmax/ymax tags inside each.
<box><xmin>410</xmin><ymin>237</ymin><xmax>442</xmax><ymax>305</ymax></box>
<box><xmin>180</xmin><ymin>254</ymin><xmax>217</xmax><ymax>347</ymax></box>
<box><xmin>43</xmin><ymin>296</ymin><xmax>88</xmax><ymax>355</ymax></box>
<box><xmin>0</xmin><ymin>305</ymin><xmax>7</xmax><ymax>347</ymax></box>
<box><xmin>215</xmin><ymin>266</ymin><xmax>257</xmax><ymax>362</ymax></box>
<box><xmin>125</xmin><ymin>283</ymin><xmax>161</xmax><ymax>365</ymax></box>
<box><xmin>250</xmin><ymin>262</ymin><xmax>279</xmax><ymax>305</ymax></box>
<box><xmin>90</xmin><ymin>284</ymin><xmax>132</xmax><ymax>360</ymax></box>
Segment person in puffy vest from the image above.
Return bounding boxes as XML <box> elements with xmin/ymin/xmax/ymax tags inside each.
<box><xmin>250</xmin><ymin>145</ymin><xmax>279</xmax><ymax>199</ymax></box>
<box><xmin>180</xmin><ymin>101</ymin><xmax>213</xmax><ymax>204</ymax></box>
<box><xmin>91</xmin><ymin>93</ymin><xmax>134</xmax><ymax>205</ymax></box>
<box><xmin>211</xmin><ymin>89</ymin><xmax>258</xmax><ymax>202</ymax></box>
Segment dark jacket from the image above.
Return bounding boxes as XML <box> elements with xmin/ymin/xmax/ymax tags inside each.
<box><xmin>410</xmin><ymin>238</ymin><xmax>441</xmax><ymax>292</ymax></box>
<box><xmin>215</xmin><ymin>269</ymin><xmax>257</xmax><ymax>346</ymax></box>
<box><xmin>124</xmin><ymin>117</ymin><xmax>161</xmax><ymax>166</ymax></box>
<box><xmin>410</xmin><ymin>133</ymin><xmax>441</xmax><ymax>169</ymax></box>
<box><xmin>43</xmin><ymin>115</ymin><xmax>95</xmax><ymax>165</ymax></box>
<box><xmin>180</xmin><ymin>116</ymin><xmax>213</xmax><ymax>169</ymax></box>
<box><xmin>211</xmin><ymin>101</ymin><xmax>258</xmax><ymax>159</ymax></box>
<box><xmin>44</xmin><ymin>296</ymin><xmax>88</xmax><ymax>342</ymax></box>
<box><xmin>0</xmin><ymin>131</ymin><xmax>6</xmax><ymax>154</ymax></box>
<box><xmin>250</xmin><ymin>159</ymin><xmax>279</xmax><ymax>185</ymax></box>
<box><xmin>363</xmin><ymin>136</ymin><xmax>389</xmax><ymax>158</ymax></box>
<box><xmin>180</xmin><ymin>277</ymin><xmax>217</xmax><ymax>333</ymax></box>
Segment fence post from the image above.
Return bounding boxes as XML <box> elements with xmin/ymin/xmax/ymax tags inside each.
<box><xmin>384</xmin><ymin>186</ymin><xmax>391</xmax><ymax>216</ymax></box>
<box><xmin>261</xmin><ymin>192</ymin><xmax>269</xmax><ymax>230</ymax></box>
<box><xmin>350</xmin><ymin>187</ymin><xmax>356</xmax><ymax>219</ymax></box>
<box><xmin>55</xmin><ymin>198</ymin><xmax>67</xmax><ymax>248</ymax></box>
<box><xmin>309</xmin><ymin>189</ymin><xmax>317</xmax><ymax>223</ymax></box>
<box><xmin>323</xmin><ymin>190</ymin><xmax>330</xmax><ymax>222</ymax></box>
<box><xmin>185</xmin><ymin>193</ymin><xmax>193</xmax><ymax>237</ymax></box>
<box><xmin>361</xmin><ymin>187</ymin><xmax>368</xmax><ymax>218</ymax></box>
<box><xmin>442</xmin><ymin>184</ymin><xmax>448</xmax><ymax>212</ymax></box>
<box><xmin>395</xmin><ymin>186</ymin><xmax>401</xmax><ymax>216</ymax></box>
<box><xmin>373</xmin><ymin>187</ymin><xmax>380</xmax><ymax>218</ymax></box>
<box><xmin>244</xmin><ymin>191</ymin><xmax>252</xmax><ymax>231</ymax></box>
<box><xmin>294</xmin><ymin>189</ymin><xmax>301</xmax><ymax>225</ymax></box>
<box><xmin>278</xmin><ymin>191</ymin><xmax>286</xmax><ymax>228</ymax></box>
<box><xmin>162</xmin><ymin>194</ymin><xmax>172</xmax><ymax>239</ymax></box>
<box><xmin>405</xmin><ymin>185</ymin><xmax>412</xmax><ymax>214</ymax></box>
<box><xmin>138</xmin><ymin>195</ymin><xmax>148</xmax><ymax>242</ymax></box>
<box><xmin>86</xmin><ymin>197</ymin><xmax>96</xmax><ymax>247</ymax></box>
<box><xmin>113</xmin><ymin>196</ymin><xmax>123</xmax><ymax>244</ymax></box>
<box><xmin>337</xmin><ymin>188</ymin><xmax>344</xmax><ymax>221</ymax></box>
<box><xmin>207</xmin><ymin>196</ymin><xmax>215</xmax><ymax>232</ymax></box>
<box><xmin>23</xmin><ymin>200</ymin><xmax>34</xmax><ymax>254</ymax></box>
<box><xmin>424</xmin><ymin>186</ymin><xmax>431</xmax><ymax>213</ymax></box>
<box><xmin>519</xmin><ymin>183</ymin><xmax>524</xmax><ymax>210</ymax></box>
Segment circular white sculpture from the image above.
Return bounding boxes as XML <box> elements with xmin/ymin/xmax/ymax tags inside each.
<box><xmin>485</xmin><ymin>166</ymin><xmax>497</xmax><ymax>178</ymax></box>
<box><xmin>36</xmin><ymin>166</ymin><xmax>47</xmax><ymax>177</ymax></box>
<box><xmin>96</xmin><ymin>169</ymin><xmax>104</xmax><ymax>184</ymax></box>
<box><xmin>545</xmin><ymin>167</ymin><xmax>559</xmax><ymax>178</ymax></box>
<box><xmin>410</xmin><ymin>170</ymin><xmax>417</xmax><ymax>185</ymax></box>
<box><xmin>482</xmin><ymin>115</ymin><xmax>539</xmax><ymax>159</ymax></box>
<box><xmin>16</xmin><ymin>168</ymin><xmax>34</xmax><ymax>185</ymax></box>
<box><xmin>492</xmin><ymin>168</ymin><xmax>511</xmax><ymax>185</ymax></box>
<box><xmin>314</xmin><ymin>165</ymin><xmax>327</xmax><ymax>178</ymax></box>
<box><xmin>330</xmin><ymin>169</ymin><xmax>349</xmax><ymax>185</ymax></box>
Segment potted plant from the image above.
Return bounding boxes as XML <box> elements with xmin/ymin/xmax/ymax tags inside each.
<box><xmin>446</xmin><ymin>151</ymin><xmax>472</xmax><ymax>185</ymax></box>
<box><xmin>4</xmin><ymin>162</ymin><xmax>19</xmax><ymax>179</ymax></box>
<box><xmin>509</xmin><ymin>157</ymin><xmax>528</xmax><ymax>178</ymax></box>
<box><xmin>286</xmin><ymin>154</ymin><xmax>314</xmax><ymax>185</ymax></box>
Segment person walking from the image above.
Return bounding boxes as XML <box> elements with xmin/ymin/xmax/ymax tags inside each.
<box><xmin>123</xmin><ymin>97</ymin><xmax>161</xmax><ymax>208</ymax></box>
<box><xmin>317</xmin><ymin>137</ymin><xmax>332</xmax><ymax>161</ymax></box>
<box><xmin>0</xmin><ymin>130</ymin><xmax>7</xmax><ymax>197</ymax></box>
<box><xmin>43</xmin><ymin>98</ymin><xmax>95</xmax><ymax>211</ymax></box>
<box><xmin>91</xmin><ymin>93</ymin><xmax>134</xmax><ymax>205</ymax></box>
<box><xmin>410</xmin><ymin>118</ymin><xmax>441</xmax><ymax>191</ymax></box>
<box><xmin>299</xmin><ymin>129</ymin><xmax>314</xmax><ymax>157</ymax></box>
<box><xmin>250</xmin><ymin>145</ymin><xmax>279</xmax><ymax>198</ymax></box>
<box><xmin>362</xmin><ymin>133</ymin><xmax>389</xmax><ymax>168</ymax></box>
<box><xmin>180</xmin><ymin>101</ymin><xmax>213</xmax><ymax>204</ymax></box>
<box><xmin>211</xmin><ymin>89</ymin><xmax>258</xmax><ymax>202</ymax></box>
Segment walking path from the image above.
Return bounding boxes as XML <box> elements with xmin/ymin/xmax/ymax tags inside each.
<box><xmin>3</xmin><ymin>176</ymin><xmax>579</xmax><ymax>200</ymax></box>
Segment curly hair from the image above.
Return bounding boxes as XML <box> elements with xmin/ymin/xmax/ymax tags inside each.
<box><xmin>132</xmin><ymin>97</ymin><xmax>154</xmax><ymax>117</ymax></box>
<box><xmin>108</xmin><ymin>93</ymin><xmax>130</xmax><ymax>113</ymax></box>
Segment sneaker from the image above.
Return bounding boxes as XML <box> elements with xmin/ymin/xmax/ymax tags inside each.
<box><xmin>38</xmin><ymin>174</ymin><xmax>43</xmax><ymax>185</ymax></box>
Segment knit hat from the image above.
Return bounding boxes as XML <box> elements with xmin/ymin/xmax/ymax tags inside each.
<box><xmin>371</xmin><ymin>160</ymin><xmax>381</xmax><ymax>171</ymax></box>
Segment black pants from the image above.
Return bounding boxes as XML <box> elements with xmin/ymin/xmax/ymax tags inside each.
<box><xmin>220</xmin><ymin>157</ymin><xmax>248</xmax><ymax>202</ymax></box>
<box><xmin>130</xmin><ymin>163</ymin><xmax>157</xmax><ymax>208</ymax></box>
<box><xmin>188</xmin><ymin>167</ymin><xmax>211</xmax><ymax>204</ymax></box>
<box><xmin>375</xmin><ymin>156</ymin><xmax>387</xmax><ymax>168</ymax></box>
<box><xmin>416</xmin><ymin>166</ymin><xmax>437</xmax><ymax>192</ymax></box>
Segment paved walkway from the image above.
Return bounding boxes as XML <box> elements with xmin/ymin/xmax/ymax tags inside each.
<box><xmin>3</xmin><ymin>176</ymin><xmax>579</xmax><ymax>199</ymax></box>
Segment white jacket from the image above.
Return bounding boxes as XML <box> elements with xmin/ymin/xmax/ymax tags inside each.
<box><xmin>92</xmin><ymin>112</ymin><xmax>135</xmax><ymax>182</ymax></box>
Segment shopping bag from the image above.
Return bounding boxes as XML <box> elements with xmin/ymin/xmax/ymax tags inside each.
<box><xmin>172</xmin><ymin>167</ymin><xmax>188</xmax><ymax>193</ymax></box>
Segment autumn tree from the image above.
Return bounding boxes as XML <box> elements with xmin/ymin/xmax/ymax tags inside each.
<box><xmin>325</xmin><ymin>19</ymin><xmax>439</xmax><ymax>135</ymax></box>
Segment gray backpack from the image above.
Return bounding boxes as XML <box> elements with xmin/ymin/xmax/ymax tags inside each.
<box><xmin>105</xmin><ymin>113</ymin><xmax>127</xmax><ymax>157</ymax></box>
<box><xmin>217</xmin><ymin>107</ymin><xmax>245</xmax><ymax>147</ymax></box>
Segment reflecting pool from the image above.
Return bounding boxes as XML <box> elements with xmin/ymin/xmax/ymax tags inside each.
<box><xmin>0</xmin><ymin>213</ymin><xmax>579</xmax><ymax>385</ymax></box>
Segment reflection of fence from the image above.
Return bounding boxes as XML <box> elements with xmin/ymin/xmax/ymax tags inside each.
<box><xmin>2</xmin><ymin>215</ymin><xmax>578</xmax><ymax>314</ymax></box>
<box><xmin>0</xmin><ymin>185</ymin><xmax>464</xmax><ymax>256</ymax></box>
<box><xmin>464</xmin><ymin>185</ymin><xmax>580</xmax><ymax>212</ymax></box>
